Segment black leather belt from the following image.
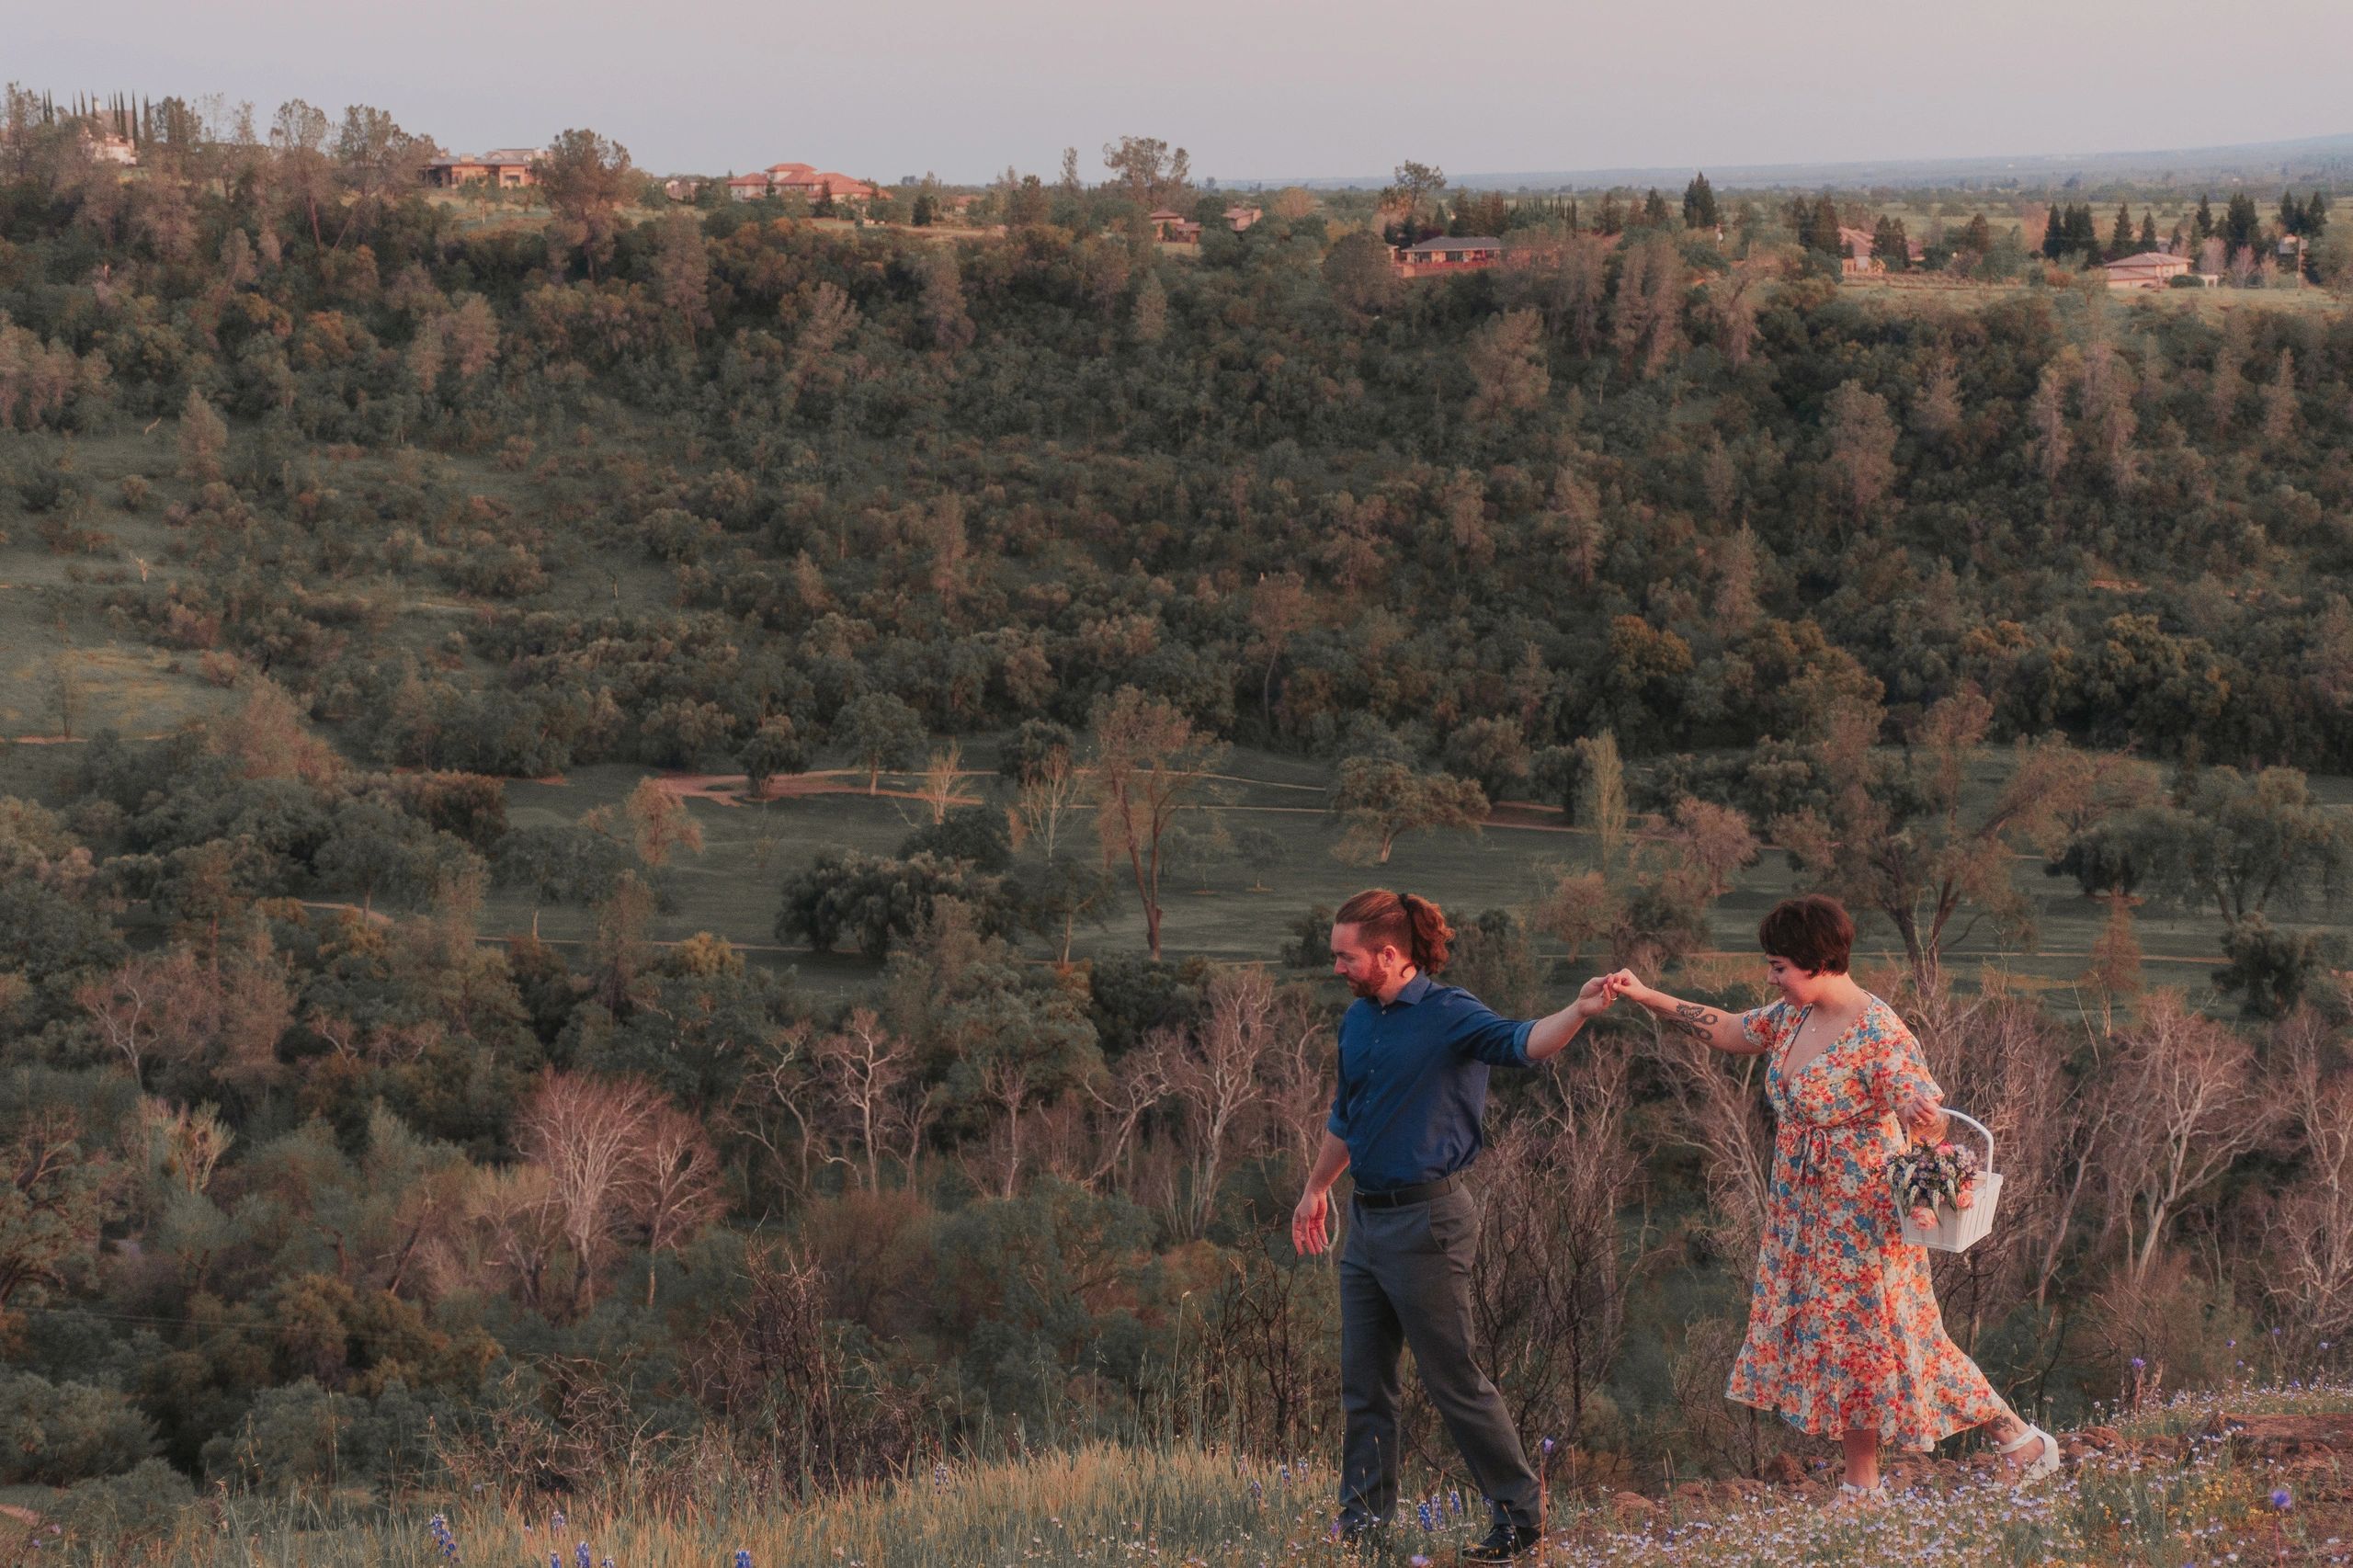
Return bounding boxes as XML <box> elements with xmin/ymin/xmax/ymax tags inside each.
<box><xmin>1353</xmin><ymin>1172</ymin><xmax>1463</xmax><ymax>1210</ymax></box>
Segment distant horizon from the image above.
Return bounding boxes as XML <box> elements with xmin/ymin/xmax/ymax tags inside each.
<box><xmin>16</xmin><ymin>0</ymin><xmax>2353</xmax><ymax>187</ymax></box>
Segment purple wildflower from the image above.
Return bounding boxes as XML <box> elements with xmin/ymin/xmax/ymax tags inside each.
<box><xmin>2273</xmin><ymin>1487</ymin><xmax>2293</xmax><ymax>1511</ymax></box>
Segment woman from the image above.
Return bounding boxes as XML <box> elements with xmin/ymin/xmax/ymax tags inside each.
<box><xmin>1605</xmin><ymin>894</ymin><xmax>2058</xmax><ymax>1503</ymax></box>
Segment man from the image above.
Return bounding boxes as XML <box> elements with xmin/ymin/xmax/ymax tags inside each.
<box><xmin>1291</xmin><ymin>888</ymin><xmax>1613</xmax><ymax>1562</ymax></box>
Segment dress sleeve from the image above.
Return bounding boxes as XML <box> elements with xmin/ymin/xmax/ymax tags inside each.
<box><xmin>1867</xmin><ymin>1011</ymin><xmax>1943</xmax><ymax>1120</ymax></box>
<box><xmin>1738</xmin><ymin>1000</ymin><xmax>1785</xmax><ymax>1052</ymax></box>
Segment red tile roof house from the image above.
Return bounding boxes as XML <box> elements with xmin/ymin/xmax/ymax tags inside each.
<box><xmin>1223</xmin><ymin>204</ymin><xmax>1263</xmax><ymax>232</ymax></box>
<box><xmin>1392</xmin><ymin>234</ymin><xmax>1504</xmax><ymax>277</ymax></box>
<box><xmin>425</xmin><ymin>149</ymin><xmax>539</xmax><ymax>188</ymax></box>
<box><xmin>730</xmin><ymin>162</ymin><xmax>880</xmax><ymax>204</ymax></box>
<box><xmin>1149</xmin><ymin>208</ymin><xmax>1201</xmax><ymax>243</ymax></box>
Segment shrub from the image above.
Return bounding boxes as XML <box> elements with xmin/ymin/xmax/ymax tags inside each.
<box><xmin>56</xmin><ymin>1458</ymin><xmax>194</xmax><ymax>1546</ymax></box>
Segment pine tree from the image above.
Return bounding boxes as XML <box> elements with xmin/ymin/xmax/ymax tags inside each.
<box><xmin>1681</xmin><ymin>172</ymin><xmax>1718</xmax><ymax>230</ymax></box>
<box><xmin>1642</xmin><ymin>187</ymin><xmax>1670</xmax><ymax>227</ymax></box>
<box><xmin>1565</xmin><ymin>198</ymin><xmax>1579</xmax><ymax>233</ymax></box>
<box><xmin>1813</xmin><ymin>195</ymin><xmax>1841</xmax><ymax>255</ymax></box>
<box><xmin>2041</xmin><ymin>207</ymin><xmax>2066</xmax><ymax>260</ymax></box>
<box><xmin>2193</xmin><ymin>193</ymin><xmax>2214</xmax><ymax>240</ymax></box>
<box><xmin>2108</xmin><ymin>203</ymin><xmax>2134</xmax><ymax>260</ymax></box>
<box><xmin>2224</xmin><ymin>191</ymin><xmax>2259</xmax><ymax>248</ymax></box>
<box><xmin>2279</xmin><ymin>190</ymin><xmax>2304</xmax><ymax>236</ymax></box>
<box><xmin>1872</xmin><ymin>216</ymin><xmax>1909</xmax><ymax>269</ymax></box>
<box><xmin>2307</xmin><ymin>191</ymin><xmax>2329</xmax><ymax>238</ymax></box>
<box><xmin>2139</xmin><ymin>212</ymin><xmax>2158</xmax><ymax>253</ymax></box>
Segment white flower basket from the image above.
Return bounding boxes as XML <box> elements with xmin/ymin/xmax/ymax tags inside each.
<box><xmin>1895</xmin><ymin>1108</ymin><xmax>2003</xmax><ymax>1254</ymax></box>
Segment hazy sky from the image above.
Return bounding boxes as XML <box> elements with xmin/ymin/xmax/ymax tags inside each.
<box><xmin>17</xmin><ymin>0</ymin><xmax>2353</xmax><ymax>184</ymax></box>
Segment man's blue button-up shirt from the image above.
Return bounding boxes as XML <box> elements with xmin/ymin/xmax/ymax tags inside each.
<box><xmin>1325</xmin><ymin>971</ymin><xmax>1536</xmax><ymax>1192</ymax></box>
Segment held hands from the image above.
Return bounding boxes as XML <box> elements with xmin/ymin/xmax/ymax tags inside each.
<box><xmin>1598</xmin><ymin>969</ymin><xmax>1650</xmax><ymax>1007</ymax></box>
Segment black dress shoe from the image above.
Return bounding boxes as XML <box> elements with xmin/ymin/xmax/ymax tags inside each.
<box><xmin>1462</xmin><ymin>1521</ymin><xmax>1542</xmax><ymax>1562</ymax></box>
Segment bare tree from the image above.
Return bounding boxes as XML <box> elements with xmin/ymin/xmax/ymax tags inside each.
<box><xmin>2262</xmin><ymin>1032</ymin><xmax>2353</xmax><ymax>1340</ymax></box>
<box><xmin>517</xmin><ymin>1073</ymin><xmax>665</xmax><ymax>1316</ymax></box>
<box><xmin>916</xmin><ymin>741</ymin><xmax>963</xmax><ymax>828</ymax></box>
<box><xmin>2096</xmin><ymin>993</ymin><xmax>2285</xmax><ymax>1284</ymax></box>
<box><xmin>811</xmin><ymin>1009</ymin><xmax>931</xmax><ymax>1192</ymax></box>
<box><xmin>1089</xmin><ymin>687</ymin><xmax>1226</xmax><ymax>960</ymax></box>
<box><xmin>626</xmin><ymin>1102</ymin><xmax>727</xmax><ymax>1307</ymax></box>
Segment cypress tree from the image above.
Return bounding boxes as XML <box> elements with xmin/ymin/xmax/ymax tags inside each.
<box><xmin>2041</xmin><ymin>207</ymin><xmax>2065</xmax><ymax>260</ymax></box>
<box><xmin>2194</xmin><ymin>193</ymin><xmax>2214</xmax><ymax>239</ymax></box>
<box><xmin>2279</xmin><ymin>190</ymin><xmax>2304</xmax><ymax>236</ymax></box>
<box><xmin>2139</xmin><ymin>212</ymin><xmax>2158</xmax><ymax>253</ymax></box>
<box><xmin>2307</xmin><ymin>191</ymin><xmax>2328</xmax><ymax>237</ymax></box>
<box><xmin>2109</xmin><ymin>203</ymin><xmax>2134</xmax><ymax>259</ymax></box>
<box><xmin>1813</xmin><ymin>195</ymin><xmax>1841</xmax><ymax>255</ymax></box>
<box><xmin>1642</xmin><ymin>187</ymin><xmax>1670</xmax><ymax>227</ymax></box>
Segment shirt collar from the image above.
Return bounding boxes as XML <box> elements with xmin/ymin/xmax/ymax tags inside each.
<box><xmin>1388</xmin><ymin>971</ymin><xmax>1434</xmax><ymax>1007</ymax></box>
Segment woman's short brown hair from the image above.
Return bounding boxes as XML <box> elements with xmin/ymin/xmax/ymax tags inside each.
<box><xmin>1334</xmin><ymin>888</ymin><xmax>1454</xmax><ymax>974</ymax></box>
<box><xmin>1757</xmin><ymin>894</ymin><xmax>1854</xmax><ymax>974</ymax></box>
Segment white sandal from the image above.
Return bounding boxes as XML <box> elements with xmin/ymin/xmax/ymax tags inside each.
<box><xmin>1834</xmin><ymin>1481</ymin><xmax>1888</xmax><ymax>1508</ymax></box>
<box><xmin>1995</xmin><ymin>1423</ymin><xmax>2060</xmax><ymax>1484</ymax></box>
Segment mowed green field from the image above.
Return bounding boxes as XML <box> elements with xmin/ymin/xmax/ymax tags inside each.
<box><xmin>484</xmin><ymin>745</ymin><xmax>2264</xmax><ymax>1010</ymax></box>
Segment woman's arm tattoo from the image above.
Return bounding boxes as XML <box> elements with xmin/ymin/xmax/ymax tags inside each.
<box><xmin>1671</xmin><ymin>1001</ymin><xmax>1722</xmax><ymax>1040</ymax></box>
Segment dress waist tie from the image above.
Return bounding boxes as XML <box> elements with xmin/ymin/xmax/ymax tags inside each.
<box><xmin>1765</xmin><ymin>1114</ymin><xmax>1883</xmax><ymax>1328</ymax></box>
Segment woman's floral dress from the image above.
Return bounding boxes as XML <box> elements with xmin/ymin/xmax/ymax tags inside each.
<box><xmin>1722</xmin><ymin>994</ymin><xmax>2006</xmax><ymax>1449</ymax></box>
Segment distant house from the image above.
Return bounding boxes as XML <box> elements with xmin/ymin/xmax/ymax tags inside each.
<box><xmin>87</xmin><ymin>131</ymin><xmax>136</xmax><ymax>166</ymax></box>
<box><xmin>425</xmin><ymin>148</ymin><xmax>539</xmax><ymax>188</ymax></box>
<box><xmin>1836</xmin><ymin>225</ymin><xmax>1882</xmax><ymax>277</ymax></box>
<box><xmin>731</xmin><ymin>162</ymin><xmax>879</xmax><ymax>205</ymax></box>
<box><xmin>2098</xmin><ymin>250</ymin><xmax>2194</xmax><ymax>290</ymax></box>
<box><xmin>662</xmin><ymin>176</ymin><xmax>706</xmax><ymax>202</ymax></box>
<box><xmin>1394</xmin><ymin>234</ymin><xmax>1504</xmax><ymax>275</ymax></box>
<box><xmin>1222</xmin><ymin>204</ymin><xmax>1262</xmax><ymax>233</ymax></box>
<box><xmin>1149</xmin><ymin>208</ymin><xmax>1201</xmax><ymax>243</ymax></box>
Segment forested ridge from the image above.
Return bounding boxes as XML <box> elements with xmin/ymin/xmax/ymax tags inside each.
<box><xmin>1</xmin><ymin>97</ymin><xmax>2351</xmax><ymax>1544</ymax></box>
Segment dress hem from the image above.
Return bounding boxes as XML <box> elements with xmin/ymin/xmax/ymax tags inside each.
<box><xmin>1723</xmin><ymin>1387</ymin><xmax>1989</xmax><ymax>1453</ymax></box>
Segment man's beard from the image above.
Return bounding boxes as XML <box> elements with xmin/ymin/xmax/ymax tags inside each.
<box><xmin>1346</xmin><ymin>971</ymin><xmax>1386</xmax><ymax>999</ymax></box>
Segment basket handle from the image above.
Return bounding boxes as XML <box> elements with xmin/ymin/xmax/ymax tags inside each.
<box><xmin>1931</xmin><ymin>1108</ymin><xmax>1995</xmax><ymax>1175</ymax></box>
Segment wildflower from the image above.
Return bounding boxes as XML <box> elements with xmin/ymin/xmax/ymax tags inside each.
<box><xmin>552</xmin><ymin>1513</ymin><xmax>566</xmax><ymax>1533</ymax></box>
<box><xmin>2130</xmin><ymin>1357</ymin><xmax>2145</xmax><ymax>1370</ymax></box>
<box><xmin>577</xmin><ymin>1543</ymin><xmax>592</xmax><ymax>1568</ymax></box>
<box><xmin>1411</xmin><ymin>1558</ymin><xmax>1433</xmax><ymax>1567</ymax></box>
<box><xmin>736</xmin><ymin>1551</ymin><xmax>754</xmax><ymax>1568</ymax></box>
<box><xmin>550</xmin><ymin>1554</ymin><xmax>560</xmax><ymax>1568</ymax></box>
<box><xmin>2273</xmin><ymin>1487</ymin><xmax>2293</xmax><ymax>1511</ymax></box>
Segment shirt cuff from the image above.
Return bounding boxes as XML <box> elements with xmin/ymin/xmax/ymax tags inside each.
<box><xmin>1511</xmin><ymin>1018</ymin><xmax>1535</xmax><ymax>1066</ymax></box>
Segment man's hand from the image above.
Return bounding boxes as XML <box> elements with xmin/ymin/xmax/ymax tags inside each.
<box><xmin>1574</xmin><ymin>973</ymin><xmax>1618</xmax><ymax>1019</ymax></box>
<box><xmin>1292</xmin><ymin>1187</ymin><xmax>1333</xmax><ymax>1256</ymax></box>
